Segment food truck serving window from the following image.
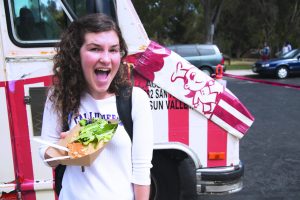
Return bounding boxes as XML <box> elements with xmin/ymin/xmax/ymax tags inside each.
<box><xmin>7</xmin><ymin>0</ymin><xmax>70</xmax><ymax>46</ymax></box>
<box><xmin>6</xmin><ymin>0</ymin><xmax>117</xmax><ymax>47</ymax></box>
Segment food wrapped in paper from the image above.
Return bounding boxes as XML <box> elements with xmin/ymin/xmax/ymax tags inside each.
<box><xmin>51</xmin><ymin>118</ymin><xmax>118</xmax><ymax>166</ymax></box>
<box><xmin>127</xmin><ymin>41</ymin><xmax>254</xmax><ymax>139</ymax></box>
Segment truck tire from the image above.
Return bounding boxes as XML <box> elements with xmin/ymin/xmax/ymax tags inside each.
<box><xmin>150</xmin><ymin>152</ymin><xmax>180</xmax><ymax>200</ymax></box>
<box><xmin>178</xmin><ymin>157</ymin><xmax>197</xmax><ymax>200</ymax></box>
<box><xmin>150</xmin><ymin>152</ymin><xmax>197</xmax><ymax>200</ymax></box>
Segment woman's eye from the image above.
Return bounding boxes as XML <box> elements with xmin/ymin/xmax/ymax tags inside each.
<box><xmin>90</xmin><ymin>48</ymin><xmax>100</xmax><ymax>52</ymax></box>
<box><xmin>110</xmin><ymin>48</ymin><xmax>120</xmax><ymax>53</ymax></box>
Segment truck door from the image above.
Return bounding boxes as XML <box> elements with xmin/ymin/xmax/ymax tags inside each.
<box><xmin>0</xmin><ymin>25</ymin><xmax>15</xmax><ymax>197</ymax></box>
<box><xmin>0</xmin><ymin>1</ymin><xmax>70</xmax><ymax>199</ymax></box>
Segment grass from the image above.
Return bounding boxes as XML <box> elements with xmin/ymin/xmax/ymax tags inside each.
<box><xmin>225</xmin><ymin>58</ymin><xmax>256</xmax><ymax>70</ymax></box>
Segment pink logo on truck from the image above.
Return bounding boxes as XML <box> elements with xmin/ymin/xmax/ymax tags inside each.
<box><xmin>171</xmin><ymin>62</ymin><xmax>223</xmax><ymax>115</ymax></box>
<box><xmin>134</xmin><ymin>41</ymin><xmax>171</xmax><ymax>81</ymax></box>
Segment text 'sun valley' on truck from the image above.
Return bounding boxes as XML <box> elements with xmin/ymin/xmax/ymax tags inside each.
<box><xmin>0</xmin><ymin>0</ymin><xmax>254</xmax><ymax>199</ymax></box>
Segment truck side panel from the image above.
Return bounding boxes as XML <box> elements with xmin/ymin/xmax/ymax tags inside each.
<box><xmin>0</xmin><ymin>0</ymin><xmax>243</xmax><ymax>198</ymax></box>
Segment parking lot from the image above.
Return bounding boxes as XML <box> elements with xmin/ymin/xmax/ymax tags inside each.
<box><xmin>200</xmin><ymin>72</ymin><xmax>300</xmax><ymax>200</ymax></box>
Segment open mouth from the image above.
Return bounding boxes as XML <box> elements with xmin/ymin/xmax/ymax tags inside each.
<box><xmin>95</xmin><ymin>68</ymin><xmax>110</xmax><ymax>81</ymax></box>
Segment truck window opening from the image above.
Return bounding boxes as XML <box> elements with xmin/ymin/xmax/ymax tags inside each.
<box><xmin>9</xmin><ymin>0</ymin><xmax>70</xmax><ymax>43</ymax></box>
<box><xmin>7</xmin><ymin>0</ymin><xmax>117</xmax><ymax>46</ymax></box>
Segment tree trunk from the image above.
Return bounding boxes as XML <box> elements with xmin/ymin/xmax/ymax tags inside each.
<box><xmin>200</xmin><ymin>0</ymin><xmax>225</xmax><ymax>43</ymax></box>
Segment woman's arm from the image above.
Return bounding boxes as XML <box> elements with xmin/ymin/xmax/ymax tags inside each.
<box><xmin>131</xmin><ymin>87</ymin><xmax>153</xmax><ymax>200</ymax></box>
<box><xmin>44</xmin><ymin>147</ymin><xmax>61</xmax><ymax>167</ymax></box>
<box><xmin>39</xmin><ymin>94</ymin><xmax>63</xmax><ymax>166</ymax></box>
<box><xmin>44</xmin><ymin>131</ymin><xmax>69</xmax><ymax>167</ymax></box>
<box><xmin>134</xmin><ymin>184</ymin><xmax>150</xmax><ymax>200</ymax></box>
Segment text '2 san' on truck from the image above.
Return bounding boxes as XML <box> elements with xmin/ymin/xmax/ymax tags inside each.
<box><xmin>0</xmin><ymin>0</ymin><xmax>254</xmax><ymax>199</ymax></box>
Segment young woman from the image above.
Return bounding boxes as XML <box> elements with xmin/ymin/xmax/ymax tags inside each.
<box><xmin>39</xmin><ymin>13</ymin><xmax>153</xmax><ymax>200</ymax></box>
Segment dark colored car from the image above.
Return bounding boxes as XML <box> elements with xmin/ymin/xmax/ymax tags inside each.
<box><xmin>167</xmin><ymin>44</ymin><xmax>225</xmax><ymax>77</ymax></box>
<box><xmin>252</xmin><ymin>48</ymin><xmax>300</xmax><ymax>79</ymax></box>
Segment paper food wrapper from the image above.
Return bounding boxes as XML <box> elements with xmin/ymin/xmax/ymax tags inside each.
<box><xmin>128</xmin><ymin>41</ymin><xmax>254</xmax><ymax>139</ymax></box>
<box><xmin>48</xmin><ymin>122</ymin><xmax>115</xmax><ymax>166</ymax></box>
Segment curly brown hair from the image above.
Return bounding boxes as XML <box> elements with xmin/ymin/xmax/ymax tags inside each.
<box><xmin>50</xmin><ymin>13</ymin><xmax>129</xmax><ymax>127</ymax></box>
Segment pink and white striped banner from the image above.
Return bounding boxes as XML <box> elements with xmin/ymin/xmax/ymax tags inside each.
<box><xmin>127</xmin><ymin>41</ymin><xmax>254</xmax><ymax>139</ymax></box>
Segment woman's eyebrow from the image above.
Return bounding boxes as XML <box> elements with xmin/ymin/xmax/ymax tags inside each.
<box><xmin>86</xmin><ymin>43</ymin><xmax>101</xmax><ymax>47</ymax></box>
<box><xmin>111</xmin><ymin>44</ymin><xmax>121</xmax><ymax>48</ymax></box>
<box><xmin>86</xmin><ymin>43</ymin><xmax>120</xmax><ymax>48</ymax></box>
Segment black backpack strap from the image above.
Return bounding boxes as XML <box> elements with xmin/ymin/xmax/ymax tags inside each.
<box><xmin>116</xmin><ymin>86</ymin><xmax>133</xmax><ymax>141</ymax></box>
<box><xmin>54</xmin><ymin>112</ymin><xmax>71</xmax><ymax>196</ymax></box>
<box><xmin>54</xmin><ymin>164</ymin><xmax>65</xmax><ymax>195</ymax></box>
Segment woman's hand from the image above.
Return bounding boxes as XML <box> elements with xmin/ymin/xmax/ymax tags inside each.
<box><xmin>60</xmin><ymin>131</ymin><xmax>68</xmax><ymax>139</ymax></box>
<box><xmin>44</xmin><ymin>147</ymin><xmax>61</xmax><ymax>167</ymax></box>
<box><xmin>44</xmin><ymin>131</ymin><xmax>69</xmax><ymax>167</ymax></box>
<box><xmin>134</xmin><ymin>184</ymin><xmax>150</xmax><ymax>200</ymax></box>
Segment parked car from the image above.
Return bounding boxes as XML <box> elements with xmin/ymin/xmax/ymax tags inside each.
<box><xmin>252</xmin><ymin>48</ymin><xmax>300</xmax><ymax>79</ymax></box>
<box><xmin>167</xmin><ymin>44</ymin><xmax>225</xmax><ymax>77</ymax></box>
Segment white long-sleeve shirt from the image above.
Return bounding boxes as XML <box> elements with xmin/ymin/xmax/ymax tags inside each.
<box><xmin>39</xmin><ymin>87</ymin><xmax>153</xmax><ymax>200</ymax></box>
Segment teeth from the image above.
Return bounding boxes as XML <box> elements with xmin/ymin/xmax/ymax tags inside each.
<box><xmin>96</xmin><ymin>68</ymin><xmax>109</xmax><ymax>72</ymax></box>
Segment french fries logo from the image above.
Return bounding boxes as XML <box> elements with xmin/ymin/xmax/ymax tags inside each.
<box><xmin>171</xmin><ymin>62</ymin><xmax>223</xmax><ymax>115</ymax></box>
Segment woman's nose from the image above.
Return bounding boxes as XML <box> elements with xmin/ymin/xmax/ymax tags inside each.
<box><xmin>99</xmin><ymin>51</ymin><xmax>110</xmax><ymax>63</ymax></box>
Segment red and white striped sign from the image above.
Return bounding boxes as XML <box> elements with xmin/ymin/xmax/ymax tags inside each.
<box><xmin>129</xmin><ymin>41</ymin><xmax>254</xmax><ymax>139</ymax></box>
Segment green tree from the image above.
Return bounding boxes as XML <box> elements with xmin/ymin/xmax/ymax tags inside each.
<box><xmin>132</xmin><ymin>0</ymin><xmax>300</xmax><ymax>58</ymax></box>
<box><xmin>132</xmin><ymin>0</ymin><xmax>203</xmax><ymax>45</ymax></box>
<box><xmin>216</xmin><ymin>0</ymin><xmax>265</xmax><ymax>57</ymax></box>
<box><xmin>217</xmin><ymin>0</ymin><xmax>300</xmax><ymax>57</ymax></box>
<box><xmin>199</xmin><ymin>0</ymin><xmax>225</xmax><ymax>43</ymax></box>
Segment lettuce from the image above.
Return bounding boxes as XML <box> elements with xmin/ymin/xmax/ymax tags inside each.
<box><xmin>74</xmin><ymin>118</ymin><xmax>118</xmax><ymax>148</ymax></box>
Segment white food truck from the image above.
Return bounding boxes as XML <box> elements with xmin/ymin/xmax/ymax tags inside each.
<box><xmin>0</xmin><ymin>0</ymin><xmax>253</xmax><ymax>199</ymax></box>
